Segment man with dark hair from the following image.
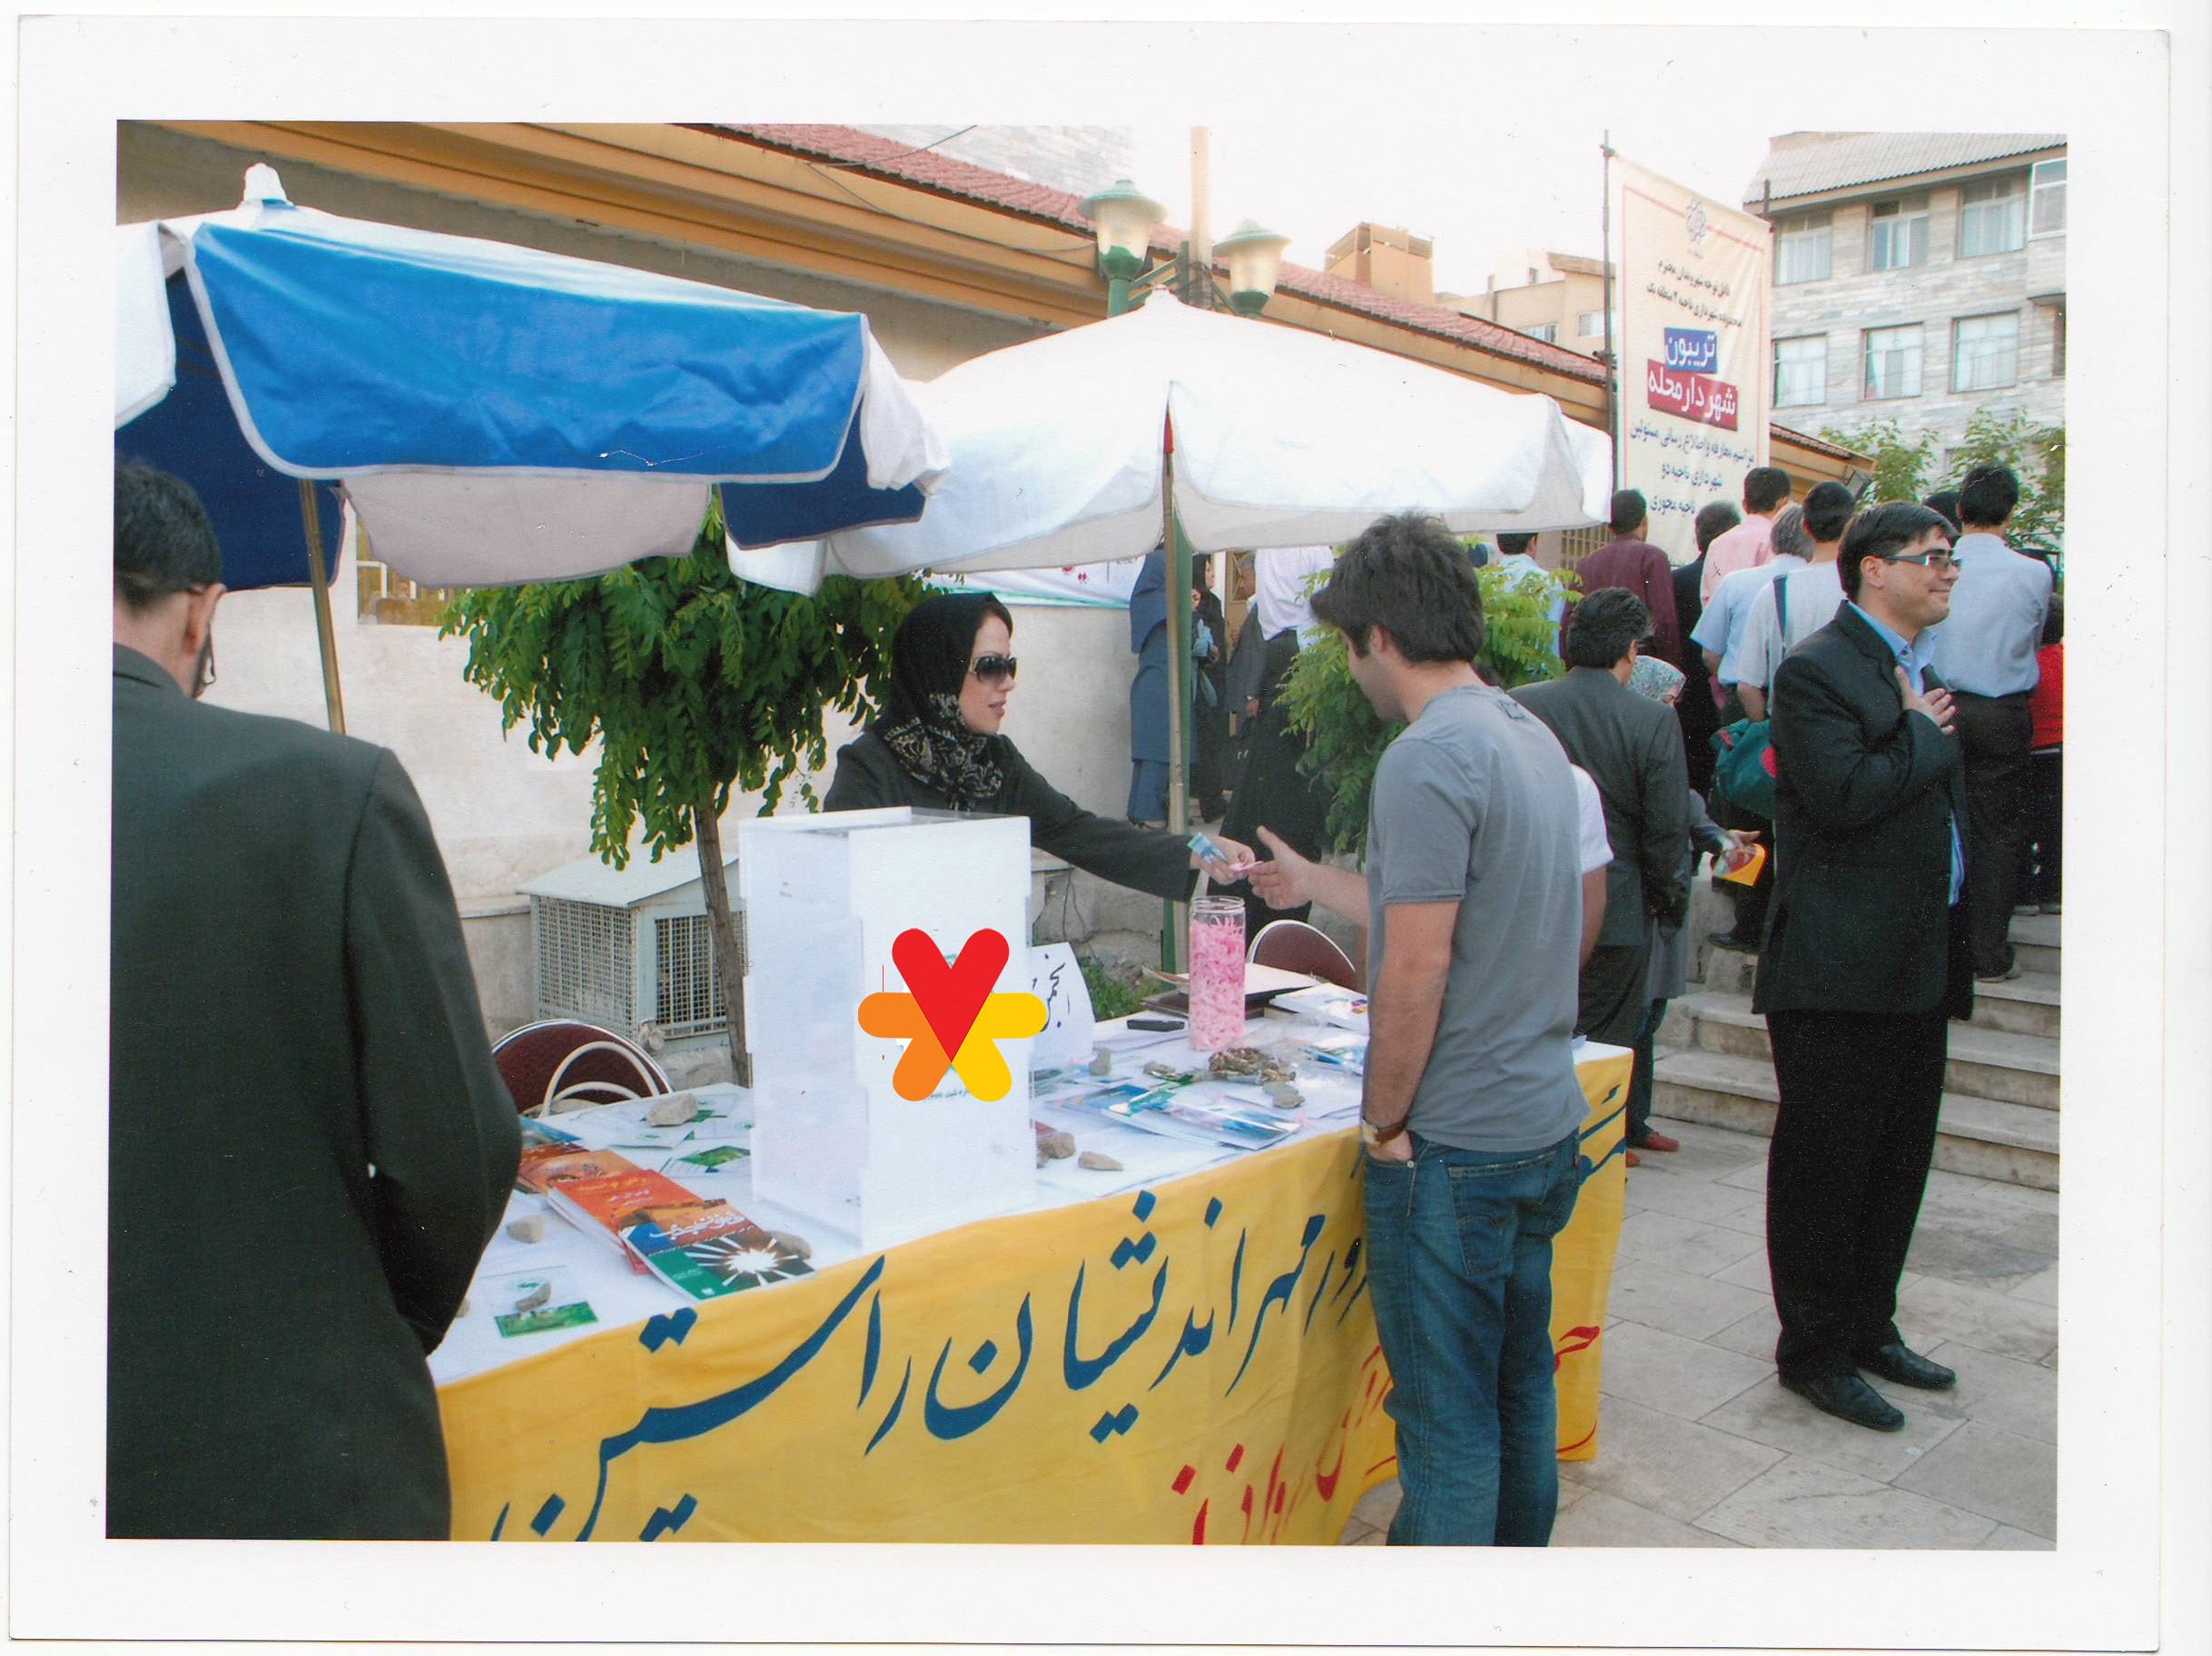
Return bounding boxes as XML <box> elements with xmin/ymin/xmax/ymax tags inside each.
<box><xmin>1494</xmin><ymin>530</ymin><xmax>1567</xmax><ymax>634</ymax></box>
<box><xmin>1923</xmin><ymin>488</ymin><xmax>1962</xmax><ymax>534</ymax></box>
<box><xmin>110</xmin><ymin>459</ymin><xmax>520</xmax><ymax>1536</ymax></box>
<box><xmin>1927</xmin><ymin>464</ymin><xmax>2053</xmax><ymax>981</ymax></box>
<box><xmin>1700</xmin><ymin>466</ymin><xmax>1793</xmax><ymax>604</ymax></box>
<box><xmin>1757</xmin><ymin>499</ymin><xmax>1970</xmax><ymax>1433</ymax></box>
<box><xmin>1513</xmin><ymin>589</ymin><xmax>1691</xmax><ymax>1152</ymax></box>
<box><xmin>1569</xmin><ymin>488</ymin><xmax>1682</xmax><ymax>665</ymax></box>
<box><xmin>1730</xmin><ymin>478</ymin><xmax>1858</xmax><ymax>722</ymax></box>
<box><xmin>1246</xmin><ymin>511</ymin><xmax>1586</xmax><ymax>1546</ymax></box>
<box><xmin>1674</xmin><ymin>500</ymin><xmax>1743</xmax><ymax>795</ymax></box>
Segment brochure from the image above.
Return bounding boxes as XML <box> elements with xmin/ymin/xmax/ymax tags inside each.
<box><xmin>1050</xmin><ymin>1081</ymin><xmax>1296</xmax><ymax>1154</ymax></box>
<box><xmin>1299</xmin><ymin>1030</ymin><xmax>1369</xmax><ymax>1077</ymax></box>
<box><xmin>1275</xmin><ymin>983</ymin><xmax>1370</xmax><ymax>1031</ymax></box>
<box><xmin>620</xmin><ymin>1199</ymin><xmax>813</xmax><ymax>1299</ymax></box>
<box><xmin>481</xmin><ymin>1265</ymin><xmax>599</xmax><ymax>1338</ymax></box>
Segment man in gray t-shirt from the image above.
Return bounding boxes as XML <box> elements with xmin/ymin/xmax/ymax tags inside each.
<box><xmin>1249</xmin><ymin>513</ymin><xmax>1587</xmax><ymax>1547</ymax></box>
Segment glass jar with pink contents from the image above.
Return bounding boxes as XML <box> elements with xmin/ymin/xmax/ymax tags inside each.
<box><xmin>1187</xmin><ymin>896</ymin><xmax>1248</xmax><ymax>1052</ymax></box>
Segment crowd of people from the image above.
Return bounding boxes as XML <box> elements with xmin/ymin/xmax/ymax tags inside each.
<box><xmin>110</xmin><ymin>451</ymin><xmax>2059</xmax><ymax>1544</ymax></box>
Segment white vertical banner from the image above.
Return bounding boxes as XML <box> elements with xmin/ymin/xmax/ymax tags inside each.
<box><xmin>1611</xmin><ymin>155</ymin><xmax>1772</xmax><ymax>564</ymax></box>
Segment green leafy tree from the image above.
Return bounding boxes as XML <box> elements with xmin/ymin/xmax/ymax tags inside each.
<box><xmin>1818</xmin><ymin>417</ymin><xmax>1937</xmax><ymax>503</ymax></box>
<box><xmin>440</xmin><ymin>498</ymin><xmax>924</xmax><ymax>1077</ymax></box>
<box><xmin>1277</xmin><ymin>553</ymin><xmax>1570</xmax><ymax>857</ymax></box>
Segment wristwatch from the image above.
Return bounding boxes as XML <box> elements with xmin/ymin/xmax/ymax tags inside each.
<box><xmin>1360</xmin><ymin>1117</ymin><xmax>1408</xmax><ymax>1149</ymax></box>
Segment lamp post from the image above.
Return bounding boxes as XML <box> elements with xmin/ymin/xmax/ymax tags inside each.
<box><xmin>1077</xmin><ymin>178</ymin><xmax>1289</xmax><ymax>969</ymax></box>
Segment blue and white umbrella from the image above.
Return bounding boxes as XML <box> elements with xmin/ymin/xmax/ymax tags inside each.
<box><xmin>116</xmin><ymin>165</ymin><xmax>949</xmax><ymax>595</ymax></box>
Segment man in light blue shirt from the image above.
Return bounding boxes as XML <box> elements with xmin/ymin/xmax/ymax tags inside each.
<box><xmin>1925</xmin><ymin>465</ymin><xmax>2052</xmax><ymax>980</ymax></box>
<box><xmin>1693</xmin><ymin>502</ymin><xmax>1810</xmax><ymax>720</ymax></box>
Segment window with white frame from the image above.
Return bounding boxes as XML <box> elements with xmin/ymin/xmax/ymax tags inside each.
<box><xmin>1525</xmin><ymin>321</ymin><xmax>1558</xmax><ymax>343</ymax></box>
<box><xmin>1958</xmin><ymin>174</ymin><xmax>2028</xmax><ymax>257</ymax></box>
<box><xmin>1866</xmin><ymin>198</ymin><xmax>1930</xmax><ymax>271</ymax></box>
<box><xmin>1773</xmin><ymin>336</ymin><xmax>1827</xmax><ymax>409</ymax></box>
<box><xmin>2030</xmin><ymin>158</ymin><xmax>2068</xmax><ymax>237</ymax></box>
<box><xmin>1774</xmin><ymin>212</ymin><xmax>1832</xmax><ymax>284</ymax></box>
<box><xmin>1862</xmin><ymin>324</ymin><xmax>1923</xmax><ymax>400</ymax></box>
<box><xmin>1952</xmin><ymin>312</ymin><xmax>2019</xmax><ymax>392</ymax></box>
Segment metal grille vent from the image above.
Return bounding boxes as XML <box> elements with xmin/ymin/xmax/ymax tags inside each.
<box><xmin>531</xmin><ymin>896</ymin><xmax>634</xmax><ymax>1029</ymax></box>
<box><xmin>654</xmin><ymin>913</ymin><xmax>728</xmax><ymax>1039</ymax></box>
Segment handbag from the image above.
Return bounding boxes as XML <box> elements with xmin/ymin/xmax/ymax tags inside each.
<box><xmin>1708</xmin><ymin>574</ymin><xmax>1789</xmax><ymax>819</ymax></box>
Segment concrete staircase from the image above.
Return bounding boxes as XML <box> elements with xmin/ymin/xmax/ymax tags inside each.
<box><xmin>1653</xmin><ymin>912</ymin><xmax>2060</xmax><ymax>1192</ymax></box>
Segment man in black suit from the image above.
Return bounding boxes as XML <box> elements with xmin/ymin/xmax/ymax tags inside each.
<box><xmin>1674</xmin><ymin>500</ymin><xmax>1740</xmax><ymax>797</ymax></box>
<box><xmin>1755</xmin><ymin>500</ymin><xmax>1972</xmax><ymax>1433</ymax></box>
<box><xmin>1513</xmin><ymin>590</ymin><xmax>1690</xmax><ymax>1151</ymax></box>
<box><xmin>109</xmin><ymin>461</ymin><xmax>520</xmax><ymax>1536</ymax></box>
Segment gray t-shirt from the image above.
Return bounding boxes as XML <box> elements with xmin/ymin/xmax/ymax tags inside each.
<box><xmin>1364</xmin><ymin>683</ymin><xmax>1586</xmax><ymax>1152</ymax></box>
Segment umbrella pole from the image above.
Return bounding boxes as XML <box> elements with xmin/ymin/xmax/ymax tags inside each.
<box><xmin>298</xmin><ymin>479</ymin><xmax>347</xmax><ymax>735</ymax></box>
<box><xmin>1160</xmin><ymin>440</ymin><xmax>1190</xmax><ymax>974</ymax></box>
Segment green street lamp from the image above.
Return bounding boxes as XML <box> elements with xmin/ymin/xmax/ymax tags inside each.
<box><xmin>1217</xmin><ymin>219</ymin><xmax>1292</xmax><ymax>317</ymax></box>
<box><xmin>1077</xmin><ymin>177</ymin><xmax>1290</xmax><ymax>967</ymax></box>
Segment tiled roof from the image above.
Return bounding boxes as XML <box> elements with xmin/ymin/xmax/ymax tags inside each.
<box><xmin>700</xmin><ymin>123</ymin><xmax>1605</xmax><ymax>384</ymax></box>
<box><xmin>695</xmin><ymin>124</ymin><xmax>1852</xmax><ymax>461</ymax></box>
<box><xmin>1744</xmin><ymin>132</ymin><xmax>2065</xmax><ymax>207</ymax></box>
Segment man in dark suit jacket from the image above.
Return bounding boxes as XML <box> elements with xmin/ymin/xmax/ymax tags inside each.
<box><xmin>109</xmin><ymin>461</ymin><xmax>520</xmax><ymax>1537</ymax></box>
<box><xmin>1754</xmin><ymin>500</ymin><xmax>1973</xmax><ymax>1434</ymax></box>
<box><xmin>1674</xmin><ymin>501</ymin><xmax>1742</xmax><ymax>797</ymax></box>
<box><xmin>1513</xmin><ymin>589</ymin><xmax>1690</xmax><ymax>1150</ymax></box>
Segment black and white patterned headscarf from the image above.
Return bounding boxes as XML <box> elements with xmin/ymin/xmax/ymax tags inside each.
<box><xmin>872</xmin><ymin>593</ymin><xmax>1009</xmax><ymax>811</ymax></box>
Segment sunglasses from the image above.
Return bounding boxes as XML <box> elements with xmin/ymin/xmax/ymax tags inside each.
<box><xmin>969</xmin><ymin>653</ymin><xmax>1019</xmax><ymax>684</ymax></box>
<box><xmin>1881</xmin><ymin>551</ymin><xmax>1960</xmax><ymax>573</ymax></box>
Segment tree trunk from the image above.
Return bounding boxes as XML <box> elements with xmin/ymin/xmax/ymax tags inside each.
<box><xmin>692</xmin><ymin>797</ymin><xmax>751</xmax><ymax>1087</ymax></box>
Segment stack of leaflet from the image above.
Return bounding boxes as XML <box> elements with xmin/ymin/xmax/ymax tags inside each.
<box><xmin>1274</xmin><ymin>982</ymin><xmax>1369</xmax><ymax>1031</ymax></box>
<box><xmin>1049</xmin><ymin>1080</ymin><xmax>1296</xmax><ymax>1154</ymax></box>
<box><xmin>547</xmin><ymin>1090</ymin><xmax>754</xmax><ymax>1176</ymax></box>
<box><xmin>513</xmin><ymin>1120</ymin><xmax>809</xmax><ymax>1300</ymax></box>
<box><xmin>1299</xmin><ymin>1030</ymin><xmax>1368</xmax><ymax>1079</ymax></box>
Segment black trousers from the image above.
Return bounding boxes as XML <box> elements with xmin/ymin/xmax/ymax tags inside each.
<box><xmin>1578</xmin><ymin>935</ymin><xmax>1652</xmax><ymax>1045</ymax></box>
<box><xmin>2020</xmin><ymin>746</ymin><xmax>2062</xmax><ymax>907</ymax></box>
<box><xmin>1764</xmin><ymin>1005</ymin><xmax>1949</xmax><ymax>1382</ymax></box>
<box><xmin>1952</xmin><ymin>690</ymin><xmax>2034</xmax><ymax>974</ymax></box>
<box><xmin>1710</xmin><ymin>791</ymin><xmax>1773</xmax><ymax>941</ymax></box>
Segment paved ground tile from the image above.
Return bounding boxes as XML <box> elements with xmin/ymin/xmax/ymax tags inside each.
<box><xmin>1893</xmin><ymin>1420</ymin><xmax>2058</xmax><ymax>1539</ymax></box>
<box><xmin>1698</xmin><ymin>1375</ymin><xmax>1967</xmax><ymax>1484</ymax></box>
<box><xmin>2006</xmin><ymin>1266</ymin><xmax>2059</xmax><ymax>1306</ymax></box>
<box><xmin>1614</xmin><ymin>1208</ymin><xmax>1764</xmax><ymax>1276</ymax></box>
<box><xmin>1694</xmin><ymin>1454</ymin><xmax>1999</xmax><ymax>1550</ymax></box>
<box><xmin>1902</xmin><ymin>1224</ymin><xmax>2054</xmax><ymax>1293</ymax></box>
<box><xmin>1706</xmin><ymin>1303</ymin><xmax>1782</xmax><ymax>1363</ymax></box>
<box><xmin>1553</xmin><ymin>1487</ymin><xmax>1743</xmax><ymax>1548</ymax></box>
<box><xmin>1911</xmin><ymin>1341</ymin><xmax>2058</xmax><ymax>1442</ymax></box>
<box><xmin>1594</xmin><ymin>1321</ymin><xmax>1771</xmax><ymax>1421</ymax></box>
<box><xmin>1896</xmin><ymin>1274</ymin><xmax>2059</xmax><ymax>1364</ymax></box>
<box><xmin>1618</xmin><ymin>1167</ymin><xmax>1771</xmax><ymax>1230</ymax></box>
<box><xmin>1605</xmin><ymin>1258</ymin><xmax>1773</xmax><ymax>1343</ymax></box>
<box><xmin>1556</xmin><ymin>1394</ymin><xmax>1782</xmax><ymax>1522</ymax></box>
<box><xmin>1979</xmin><ymin>1523</ymin><xmax>2058</xmax><ymax>1550</ymax></box>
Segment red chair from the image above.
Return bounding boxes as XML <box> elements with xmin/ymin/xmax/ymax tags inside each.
<box><xmin>491</xmin><ymin>1019</ymin><xmax>673</xmax><ymax>1117</ymax></box>
<box><xmin>1249</xmin><ymin>919</ymin><xmax>1363</xmax><ymax>992</ymax></box>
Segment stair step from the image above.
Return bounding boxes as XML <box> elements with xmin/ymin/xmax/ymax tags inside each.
<box><xmin>1676</xmin><ymin>991</ymin><xmax>2059</xmax><ymax>1110</ymax></box>
<box><xmin>1650</xmin><ymin>1049</ymin><xmax>2059</xmax><ymax>1192</ymax></box>
<box><xmin>1688</xmin><ymin>951</ymin><xmax>2058</xmax><ymax>1038</ymax></box>
<box><xmin>2008</xmin><ymin>912</ymin><xmax>2062</xmax><ymax>949</ymax></box>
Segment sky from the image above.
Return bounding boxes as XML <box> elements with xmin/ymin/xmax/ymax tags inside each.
<box><xmin>1124</xmin><ymin>115</ymin><xmax>1777</xmax><ymax>298</ymax></box>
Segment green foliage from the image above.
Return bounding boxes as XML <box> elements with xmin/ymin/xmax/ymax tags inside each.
<box><xmin>1277</xmin><ymin>551</ymin><xmax>1570</xmax><ymax>857</ymax></box>
<box><xmin>1819</xmin><ymin>417</ymin><xmax>1936</xmax><ymax>503</ymax></box>
<box><xmin>1821</xmin><ymin>410</ymin><xmax>2066</xmax><ymax>557</ymax></box>
<box><xmin>1078</xmin><ymin>952</ymin><xmax>1155</xmax><ymax>1021</ymax></box>
<box><xmin>439</xmin><ymin>497</ymin><xmax>924</xmax><ymax>868</ymax></box>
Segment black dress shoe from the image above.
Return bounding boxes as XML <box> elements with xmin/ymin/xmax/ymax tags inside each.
<box><xmin>1781</xmin><ymin>1372</ymin><xmax>1906</xmax><ymax>1432</ymax></box>
<box><xmin>1706</xmin><ymin>930</ymin><xmax>1760</xmax><ymax>954</ymax></box>
<box><xmin>1855</xmin><ymin>1342</ymin><xmax>1957</xmax><ymax>1390</ymax></box>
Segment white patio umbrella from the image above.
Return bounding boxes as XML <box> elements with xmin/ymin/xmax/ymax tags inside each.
<box><xmin>734</xmin><ymin>290</ymin><xmax>1609</xmax><ymax>592</ymax></box>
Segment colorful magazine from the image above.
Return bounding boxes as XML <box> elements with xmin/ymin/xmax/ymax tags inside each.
<box><xmin>620</xmin><ymin>1199</ymin><xmax>812</xmax><ymax>1299</ymax></box>
<box><xmin>514</xmin><ymin>1143</ymin><xmax>641</xmax><ymax>1195</ymax></box>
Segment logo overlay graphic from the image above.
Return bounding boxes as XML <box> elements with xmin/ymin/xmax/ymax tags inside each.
<box><xmin>857</xmin><ymin>928</ymin><xmax>1047</xmax><ymax>1101</ymax></box>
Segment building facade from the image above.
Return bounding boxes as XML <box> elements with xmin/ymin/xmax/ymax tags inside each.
<box><xmin>1745</xmin><ymin>132</ymin><xmax>2066</xmax><ymax>471</ymax></box>
<box><xmin>1443</xmin><ymin>248</ymin><xmax>1616</xmax><ymax>357</ymax></box>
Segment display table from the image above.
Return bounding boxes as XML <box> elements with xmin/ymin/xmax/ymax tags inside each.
<box><xmin>434</xmin><ymin>1032</ymin><xmax>1631</xmax><ymax>1543</ymax></box>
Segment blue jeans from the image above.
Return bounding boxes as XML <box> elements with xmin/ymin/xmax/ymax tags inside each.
<box><xmin>1361</xmin><ymin>1128</ymin><xmax>1586</xmax><ymax>1545</ymax></box>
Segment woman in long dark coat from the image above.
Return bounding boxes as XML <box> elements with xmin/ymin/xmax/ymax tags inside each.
<box><xmin>825</xmin><ymin>592</ymin><xmax>1251</xmax><ymax>899</ymax></box>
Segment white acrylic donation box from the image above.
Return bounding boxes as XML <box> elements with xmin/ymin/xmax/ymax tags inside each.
<box><xmin>738</xmin><ymin>807</ymin><xmax>1037</xmax><ymax>1250</ymax></box>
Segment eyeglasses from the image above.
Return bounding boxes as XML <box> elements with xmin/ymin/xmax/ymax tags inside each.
<box><xmin>969</xmin><ymin>653</ymin><xmax>1019</xmax><ymax>684</ymax></box>
<box><xmin>1881</xmin><ymin>551</ymin><xmax>1960</xmax><ymax>573</ymax></box>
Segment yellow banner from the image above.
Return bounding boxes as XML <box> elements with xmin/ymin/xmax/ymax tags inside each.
<box><xmin>440</xmin><ymin>1052</ymin><xmax>1630</xmax><ymax>1542</ymax></box>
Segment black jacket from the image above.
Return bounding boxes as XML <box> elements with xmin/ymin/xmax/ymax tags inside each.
<box><xmin>109</xmin><ymin>647</ymin><xmax>519</xmax><ymax>1538</ymax></box>
<box><xmin>1751</xmin><ymin>606</ymin><xmax>1975</xmax><ymax>1020</ymax></box>
<box><xmin>1512</xmin><ymin>665</ymin><xmax>1691</xmax><ymax>946</ymax></box>
<box><xmin>824</xmin><ymin>729</ymin><xmax>1193</xmax><ymax>902</ymax></box>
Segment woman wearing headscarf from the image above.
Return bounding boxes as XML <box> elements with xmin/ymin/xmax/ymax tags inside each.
<box><xmin>824</xmin><ymin>592</ymin><xmax>1252</xmax><ymax>900</ymax></box>
<box><xmin>1621</xmin><ymin>653</ymin><xmax>1754</xmax><ymax>1164</ymax></box>
<box><xmin>1214</xmin><ymin>546</ymin><xmax>1339</xmax><ymax>929</ymax></box>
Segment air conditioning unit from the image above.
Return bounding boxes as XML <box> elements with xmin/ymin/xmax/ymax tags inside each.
<box><xmin>518</xmin><ymin>846</ymin><xmax>745</xmax><ymax>1069</ymax></box>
